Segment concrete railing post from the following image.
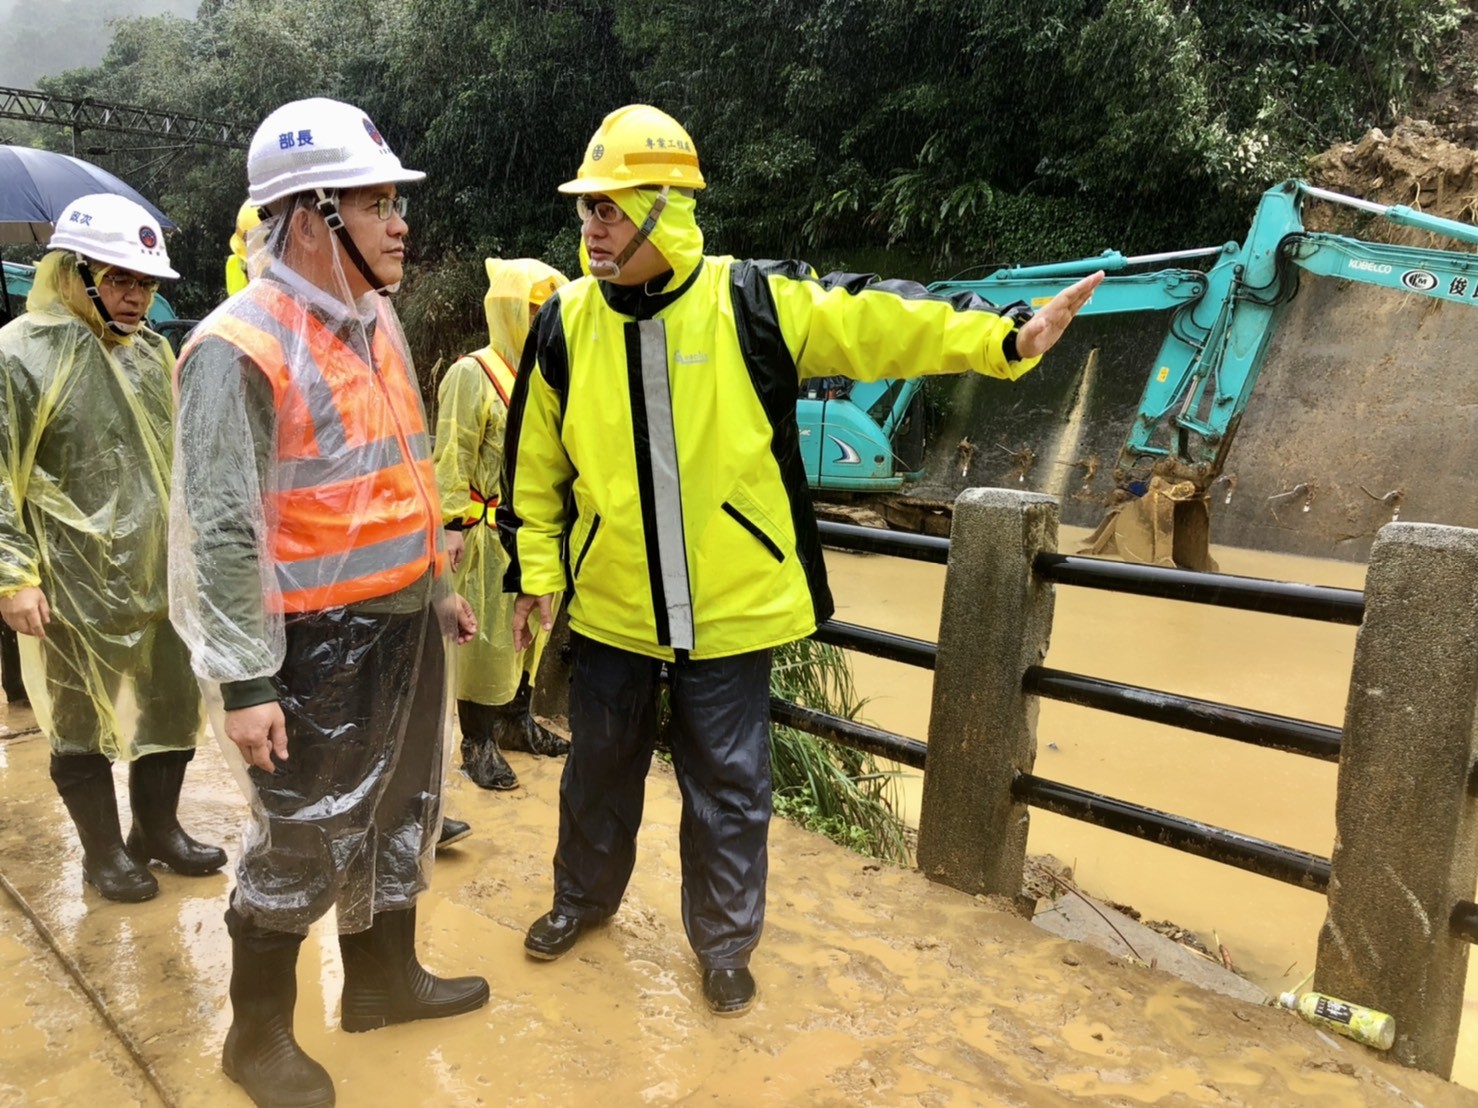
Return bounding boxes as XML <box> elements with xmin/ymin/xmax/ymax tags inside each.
<box><xmin>916</xmin><ymin>487</ymin><xmax>1058</xmax><ymax>897</ymax></box>
<box><xmin>1316</xmin><ymin>522</ymin><xmax>1478</xmax><ymax>1078</ymax></box>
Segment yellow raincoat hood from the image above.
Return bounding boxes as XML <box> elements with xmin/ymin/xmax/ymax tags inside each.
<box><xmin>594</xmin><ymin>187</ymin><xmax>704</xmax><ymax>292</ymax></box>
<box><xmin>482</xmin><ymin>258</ymin><xmax>568</xmax><ymax>371</ymax></box>
<box><xmin>28</xmin><ymin>250</ymin><xmax>153</xmax><ymax>348</ymax></box>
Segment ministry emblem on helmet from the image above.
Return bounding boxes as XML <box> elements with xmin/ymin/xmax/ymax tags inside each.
<box><xmin>362</xmin><ymin>116</ymin><xmax>385</xmax><ymax>146</ymax></box>
<box><xmin>138</xmin><ymin>225</ymin><xmax>158</xmax><ymax>249</ymax></box>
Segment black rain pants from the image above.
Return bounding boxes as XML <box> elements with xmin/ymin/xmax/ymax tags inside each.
<box><xmin>553</xmin><ymin>631</ymin><xmax>772</xmax><ymax>970</ymax></box>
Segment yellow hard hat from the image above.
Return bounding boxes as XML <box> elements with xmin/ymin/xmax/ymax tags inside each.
<box><xmin>558</xmin><ymin>104</ymin><xmax>705</xmax><ymax>194</ymax></box>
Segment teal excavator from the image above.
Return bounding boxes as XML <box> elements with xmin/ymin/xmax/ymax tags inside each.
<box><xmin>798</xmin><ymin>178</ymin><xmax>1478</xmax><ymax>570</ymax></box>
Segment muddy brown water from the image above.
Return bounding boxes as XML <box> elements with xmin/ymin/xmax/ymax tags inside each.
<box><xmin>828</xmin><ymin>524</ymin><xmax>1477</xmax><ymax>1091</ymax></box>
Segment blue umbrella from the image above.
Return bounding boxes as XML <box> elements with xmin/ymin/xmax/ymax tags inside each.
<box><xmin>0</xmin><ymin>144</ymin><xmax>175</xmax><ymax>323</ymax></box>
<box><xmin>0</xmin><ymin>144</ymin><xmax>174</xmax><ymax>245</ymax></box>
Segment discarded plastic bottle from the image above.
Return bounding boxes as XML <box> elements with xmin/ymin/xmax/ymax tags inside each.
<box><xmin>1278</xmin><ymin>990</ymin><xmax>1395</xmax><ymax>1051</ymax></box>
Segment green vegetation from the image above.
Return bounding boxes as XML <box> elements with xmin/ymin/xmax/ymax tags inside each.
<box><xmin>768</xmin><ymin>638</ymin><xmax>910</xmax><ymax>865</ymax></box>
<box><xmin>10</xmin><ymin>0</ymin><xmax>1466</xmax><ymax>352</ymax></box>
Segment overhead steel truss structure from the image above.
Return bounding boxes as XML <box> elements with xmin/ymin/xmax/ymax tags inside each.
<box><xmin>0</xmin><ymin>85</ymin><xmax>250</xmax><ymax>149</ymax></box>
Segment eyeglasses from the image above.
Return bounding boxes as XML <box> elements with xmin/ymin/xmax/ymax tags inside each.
<box><xmin>371</xmin><ymin>195</ymin><xmax>410</xmax><ymax>221</ymax></box>
<box><xmin>101</xmin><ymin>272</ymin><xmax>160</xmax><ymax>294</ymax></box>
<box><xmin>575</xmin><ymin>196</ymin><xmax>627</xmax><ymax>226</ymax></box>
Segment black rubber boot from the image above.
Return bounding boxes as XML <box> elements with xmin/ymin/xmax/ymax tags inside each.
<box><xmin>0</xmin><ymin>623</ymin><xmax>26</xmax><ymax>706</ymax></box>
<box><xmin>702</xmin><ymin>967</ymin><xmax>756</xmax><ymax>1017</ymax></box>
<box><xmin>126</xmin><ymin>749</ymin><xmax>227</xmax><ymax>875</ymax></box>
<box><xmin>493</xmin><ymin>677</ymin><xmax>570</xmax><ymax>757</ymax></box>
<box><xmin>222</xmin><ymin>905</ymin><xmax>336</xmax><ymax>1108</ymax></box>
<box><xmin>50</xmin><ymin>753</ymin><xmax>158</xmax><ymax>903</ymax></box>
<box><xmin>339</xmin><ymin>905</ymin><xmax>490</xmax><ymax>1032</ymax></box>
<box><xmin>458</xmin><ymin>699</ymin><xmax>518</xmax><ymax>791</ymax></box>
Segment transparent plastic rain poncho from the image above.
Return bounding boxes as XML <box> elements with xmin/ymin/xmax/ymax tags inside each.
<box><xmin>168</xmin><ymin>199</ymin><xmax>454</xmax><ymax>934</ymax></box>
<box><xmin>0</xmin><ymin>251</ymin><xmax>201</xmax><ymax>761</ymax></box>
<box><xmin>433</xmin><ymin>258</ymin><xmax>566</xmax><ymax>706</ymax></box>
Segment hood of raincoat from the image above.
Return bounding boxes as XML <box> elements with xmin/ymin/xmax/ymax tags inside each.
<box><xmin>482</xmin><ymin>258</ymin><xmax>568</xmax><ymax>371</ymax></box>
<box><xmin>599</xmin><ymin>187</ymin><xmax>704</xmax><ymax>293</ymax></box>
<box><xmin>28</xmin><ymin>250</ymin><xmax>154</xmax><ymax>348</ymax></box>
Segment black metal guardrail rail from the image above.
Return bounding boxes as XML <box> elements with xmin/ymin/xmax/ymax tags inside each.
<box><xmin>1012</xmin><ymin>774</ymin><xmax>1332</xmax><ymax>891</ymax></box>
<box><xmin>769</xmin><ymin>698</ymin><xmax>926</xmax><ymax>770</ymax></box>
<box><xmin>812</xmin><ymin>620</ymin><xmax>936</xmax><ymax>669</ymax></box>
<box><xmin>1033</xmin><ymin>553</ymin><xmax>1366</xmax><ymax>625</ymax></box>
<box><xmin>1023</xmin><ymin>666</ymin><xmax>1342</xmax><ymax>762</ymax></box>
<box><xmin>807</xmin><ymin>516</ymin><xmax>1363</xmax><ymax>887</ymax></box>
<box><xmin>817</xmin><ymin>520</ymin><xmax>950</xmax><ymax>563</ymax></box>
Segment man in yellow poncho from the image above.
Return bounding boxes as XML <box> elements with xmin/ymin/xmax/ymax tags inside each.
<box><xmin>0</xmin><ymin>193</ymin><xmax>225</xmax><ymax>904</ymax></box>
<box><xmin>435</xmin><ymin>258</ymin><xmax>570</xmax><ymax>791</ymax></box>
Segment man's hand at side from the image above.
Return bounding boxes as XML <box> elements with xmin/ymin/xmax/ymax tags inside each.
<box><xmin>445</xmin><ymin>528</ymin><xmax>466</xmax><ymax>573</ymax></box>
<box><xmin>512</xmin><ymin>592</ymin><xmax>555</xmax><ymax>651</ymax></box>
<box><xmin>226</xmin><ymin>701</ymin><xmax>288</xmax><ymax>773</ymax></box>
<box><xmin>0</xmin><ymin>586</ymin><xmax>50</xmax><ymax>638</ymax></box>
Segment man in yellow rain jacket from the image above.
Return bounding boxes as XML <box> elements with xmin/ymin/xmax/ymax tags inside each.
<box><xmin>0</xmin><ymin>193</ymin><xmax>224</xmax><ymax>904</ymax></box>
<box><xmin>435</xmin><ymin>258</ymin><xmax>570</xmax><ymax>792</ymax></box>
<box><xmin>500</xmin><ymin>104</ymin><xmax>1102</xmax><ymax>1016</ymax></box>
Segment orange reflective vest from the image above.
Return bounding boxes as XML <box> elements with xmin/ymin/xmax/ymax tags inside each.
<box><xmin>184</xmin><ymin>282</ymin><xmax>443</xmax><ymax>612</ymax></box>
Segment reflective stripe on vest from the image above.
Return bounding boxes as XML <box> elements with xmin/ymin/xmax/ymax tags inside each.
<box><xmin>471</xmin><ymin>350</ymin><xmax>516</xmax><ymax>407</ymax></box>
<box><xmin>192</xmin><ymin>282</ymin><xmax>442</xmax><ymax>612</ymax></box>
<box><xmin>464</xmin><ymin>351</ymin><xmax>513</xmax><ymax>526</ymax></box>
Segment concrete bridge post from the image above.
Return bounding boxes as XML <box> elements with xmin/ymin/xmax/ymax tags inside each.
<box><xmin>916</xmin><ymin>487</ymin><xmax>1059</xmax><ymax>897</ymax></box>
<box><xmin>1316</xmin><ymin>522</ymin><xmax>1478</xmax><ymax>1079</ymax></box>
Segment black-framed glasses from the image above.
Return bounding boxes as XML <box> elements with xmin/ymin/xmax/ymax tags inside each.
<box><xmin>372</xmin><ymin>195</ymin><xmax>410</xmax><ymax>221</ymax></box>
<box><xmin>575</xmin><ymin>196</ymin><xmax>627</xmax><ymax>225</ymax></box>
<box><xmin>101</xmin><ymin>272</ymin><xmax>160</xmax><ymax>294</ymax></box>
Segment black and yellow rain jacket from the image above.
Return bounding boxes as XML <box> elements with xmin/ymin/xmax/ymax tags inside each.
<box><xmin>500</xmin><ymin>256</ymin><xmax>1037</xmax><ymax>663</ymax></box>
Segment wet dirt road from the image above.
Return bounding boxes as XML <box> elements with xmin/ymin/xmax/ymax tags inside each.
<box><xmin>1</xmin><ymin>687</ymin><xmax>1475</xmax><ymax>1106</ymax></box>
<box><xmin>828</xmin><ymin>524</ymin><xmax>1478</xmax><ymax>1094</ymax></box>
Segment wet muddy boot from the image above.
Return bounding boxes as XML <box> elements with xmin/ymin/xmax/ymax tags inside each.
<box><xmin>126</xmin><ymin>749</ymin><xmax>227</xmax><ymax>875</ymax></box>
<box><xmin>339</xmin><ymin>905</ymin><xmax>490</xmax><ymax>1032</ymax></box>
<box><xmin>458</xmin><ymin>699</ymin><xmax>518</xmax><ymax>791</ymax></box>
<box><xmin>436</xmin><ymin>817</ymin><xmax>471</xmax><ymax>849</ymax></box>
<box><xmin>0</xmin><ymin>624</ymin><xmax>26</xmax><ymax>706</ymax></box>
<box><xmin>50</xmin><ymin>753</ymin><xmax>158</xmax><ymax>903</ymax></box>
<box><xmin>222</xmin><ymin>905</ymin><xmax>335</xmax><ymax>1108</ymax></box>
<box><xmin>492</xmin><ymin>678</ymin><xmax>570</xmax><ymax>757</ymax></box>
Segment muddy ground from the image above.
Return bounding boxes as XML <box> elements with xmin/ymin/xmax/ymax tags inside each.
<box><xmin>0</xmin><ymin>697</ymin><xmax>1472</xmax><ymax>1107</ymax></box>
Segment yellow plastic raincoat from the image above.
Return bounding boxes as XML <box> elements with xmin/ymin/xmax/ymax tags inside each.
<box><xmin>434</xmin><ymin>258</ymin><xmax>566</xmax><ymax>705</ymax></box>
<box><xmin>0</xmin><ymin>251</ymin><xmax>200</xmax><ymax>759</ymax></box>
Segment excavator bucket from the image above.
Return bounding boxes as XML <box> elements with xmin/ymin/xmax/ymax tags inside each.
<box><xmin>1079</xmin><ymin>475</ymin><xmax>1218</xmax><ymax>573</ymax></box>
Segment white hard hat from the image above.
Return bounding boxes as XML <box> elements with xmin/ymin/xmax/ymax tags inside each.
<box><xmin>248</xmin><ymin>97</ymin><xmax>425</xmax><ymax>208</ymax></box>
<box><xmin>49</xmin><ymin>193</ymin><xmax>179</xmax><ymax>280</ymax></box>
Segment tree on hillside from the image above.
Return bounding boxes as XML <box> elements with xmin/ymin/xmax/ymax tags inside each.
<box><xmin>25</xmin><ymin>0</ymin><xmax>1468</xmax><ymax>326</ymax></box>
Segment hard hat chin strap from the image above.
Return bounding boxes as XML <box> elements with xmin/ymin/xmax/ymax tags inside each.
<box><xmin>590</xmin><ymin>187</ymin><xmax>670</xmax><ymax>281</ymax></box>
<box><xmin>314</xmin><ymin>188</ymin><xmax>392</xmax><ymax>298</ymax></box>
<box><xmin>76</xmin><ymin>260</ymin><xmax>138</xmax><ymax>335</ymax></box>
